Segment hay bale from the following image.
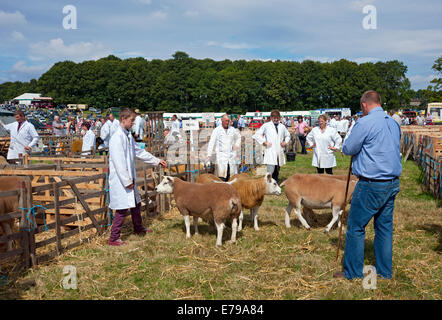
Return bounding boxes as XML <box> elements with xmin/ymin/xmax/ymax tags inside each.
<box><xmin>71</xmin><ymin>139</ymin><xmax>83</xmax><ymax>153</ymax></box>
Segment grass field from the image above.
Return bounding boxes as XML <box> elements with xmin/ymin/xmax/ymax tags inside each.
<box><xmin>1</xmin><ymin>152</ymin><xmax>441</xmax><ymax>300</ymax></box>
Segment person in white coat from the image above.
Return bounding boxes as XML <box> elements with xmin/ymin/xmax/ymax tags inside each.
<box><xmin>131</xmin><ymin>109</ymin><xmax>145</xmax><ymax>142</ymax></box>
<box><xmin>80</xmin><ymin>121</ymin><xmax>96</xmax><ymax>156</ymax></box>
<box><xmin>306</xmin><ymin>114</ymin><xmax>342</xmax><ymax>175</ymax></box>
<box><xmin>169</xmin><ymin>114</ymin><xmax>182</xmax><ymax>143</ymax></box>
<box><xmin>252</xmin><ymin>109</ymin><xmax>290</xmax><ymax>183</ymax></box>
<box><xmin>207</xmin><ymin>114</ymin><xmax>241</xmax><ymax>181</ymax></box>
<box><xmin>108</xmin><ymin>108</ymin><xmax>167</xmax><ymax>246</ymax></box>
<box><xmin>100</xmin><ymin>114</ymin><xmax>120</xmax><ymax>151</ymax></box>
<box><xmin>2</xmin><ymin>110</ymin><xmax>39</xmax><ymax>163</ymax></box>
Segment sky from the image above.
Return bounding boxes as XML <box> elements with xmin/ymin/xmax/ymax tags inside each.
<box><xmin>0</xmin><ymin>0</ymin><xmax>441</xmax><ymax>90</ymax></box>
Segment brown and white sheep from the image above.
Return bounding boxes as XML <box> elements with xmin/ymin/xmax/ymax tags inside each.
<box><xmin>229</xmin><ymin>173</ymin><xmax>282</xmax><ymax>231</ymax></box>
<box><xmin>281</xmin><ymin>174</ymin><xmax>357</xmax><ymax>233</ymax></box>
<box><xmin>195</xmin><ymin>173</ymin><xmax>222</xmax><ymax>184</ymax></box>
<box><xmin>155</xmin><ymin>176</ymin><xmax>242</xmax><ymax>246</ymax></box>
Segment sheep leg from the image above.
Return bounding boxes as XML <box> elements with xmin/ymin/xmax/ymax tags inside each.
<box><xmin>238</xmin><ymin>210</ymin><xmax>244</xmax><ymax>232</ymax></box>
<box><xmin>294</xmin><ymin>207</ymin><xmax>311</xmax><ymax>230</ymax></box>
<box><xmin>285</xmin><ymin>203</ymin><xmax>293</xmax><ymax>228</ymax></box>
<box><xmin>183</xmin><ymin>215</ymin><xmax>191</xmax><ymax>239</ymax></box>
<box><xmin>1</xmin><ymin>222</ymin><xmax>13</xmax><ymax>251</ymax></box>
<box><xmin>230</xmin><ymin>218</ymin><xmax>238</xmax><ymax>243</ymax></box>
<box><xmin>215</xmin><ymin>221</ymin><xmax>225</xmax><ymax>247</ymax></box>
<box><xmin>253</xmin><ymin>207</ymin><xmax>260</xmax><ymax>231</ymax></box>
<box><xmin>193</xmin><ymin>216</ymin><xmax>199</xmax><ymax>235</ymax></box>
<box><xmin>325</xmin><ymin>206</ymin><xmax>341</xmax><ymax>233</ymax></box>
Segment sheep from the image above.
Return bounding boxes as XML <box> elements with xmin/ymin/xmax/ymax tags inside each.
<box><xmin>154</xmin><ymin>176</ymin><xmax>242</xmax><ymax>246</ymax></box>
<box><xmin>281</xmin><ymin>174</ymin><xmax>357</xmax><ymax>233</ymax></box>
<box><xmin>195</xmin><ymin>173</ymin><xmax>222</xmax><ymax>184</ymax></box>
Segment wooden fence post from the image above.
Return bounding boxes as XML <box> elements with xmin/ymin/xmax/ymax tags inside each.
<box><xmin>53</xmin><ymin>182</ymin><xmax>62</xmax><ymax>255</ymax></box>
<box><xmin>18</xmin><ymin>181</ymin><xmax>30</xmax><ymax>269</ymax></box>
<box><xmin>25</xmin><ymin>179</ymin><xmax>37</xmax><ymax>267</ymax></box>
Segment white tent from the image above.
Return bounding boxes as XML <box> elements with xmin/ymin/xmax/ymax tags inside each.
<box><xmin>12</xmin><ymin>93</ymin><xmax>41</xmax><ymax>105</ymax></box>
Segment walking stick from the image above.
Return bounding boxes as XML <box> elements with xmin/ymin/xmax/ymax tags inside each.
<box><xmin>335</xmin><ymin>156</ymin><xmax>353</xmax><ymax>262</ymax></box>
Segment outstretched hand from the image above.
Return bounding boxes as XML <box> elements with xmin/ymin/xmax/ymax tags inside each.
<box><xmin>159</xmin><ymin>160</ymin><xmax>167</xmax><ymax>168</ymax></box>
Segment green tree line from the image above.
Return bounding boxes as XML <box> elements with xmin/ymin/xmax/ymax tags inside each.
<box><xmin>1</xmin><ymin>51</ymin><xmax>436</xmax><ymax>114</ymax></box>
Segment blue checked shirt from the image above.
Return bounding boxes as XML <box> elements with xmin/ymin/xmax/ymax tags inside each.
<box><xmin>342</xmin><ymin>107</ymin><xmax>402</xmax><ymax>180</ymax></box>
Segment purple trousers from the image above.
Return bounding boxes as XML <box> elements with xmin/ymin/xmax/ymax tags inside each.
<box><xmin>109</xmin><ymin>202</ymin><xmax>144</xmax><ymax>242</ymax></box>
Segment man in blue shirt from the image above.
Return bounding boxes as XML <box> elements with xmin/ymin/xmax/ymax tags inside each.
<box><xmin>334</xmin><ymin>90</ymin><xmax>401</xmax><ymax>280</ymax></box>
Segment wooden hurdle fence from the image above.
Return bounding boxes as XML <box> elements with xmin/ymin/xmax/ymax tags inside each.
<box><xmin>401</xmin><ymin>126</ymin><xmax>442</xmax><ymax>199</ymax></box>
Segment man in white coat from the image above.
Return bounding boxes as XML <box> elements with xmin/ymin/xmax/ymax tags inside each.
<box><xmin>169</xmin><ymin>114</ymin><xmax>182</xmax><ymax>143</ymax></box>
<box><xmin>252</xmin><ymin>110</ymin><xmax>290</xmax><ymax>183</ymax></box>
<box><xmin>108</xmin><ymin>108</ymin><xmax>167</xmax><ymax>246</ymax></box>
<box><xmin>207</xmin><ymin>114</ymin><xmax>241</xmax><ymax>181</ymax></box>
<box><xmin>131</xmin><ymin>109</ymin><xmax>145</xmax><ymax>142</ymax></box>
<box><xmin>80</xmin><ymin>121</ymin><xmax>96</xmax><ymax>156</ymax></box>
<box><xmin>306</xmin><ymin>114</ymin><xmax>342</xmax><ymax>175</ymax></box>
<box><xmin>100</xmin><ymin>113</ymin><xmax>120</xmax><ymax>151</ymax></box>
<box><xmin>2</xmin><ymin>110</ymin><xmax>39</xmax><ymax>163</ymax></box>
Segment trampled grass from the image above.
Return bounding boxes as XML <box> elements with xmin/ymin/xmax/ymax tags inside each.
<box><xmin>1</xmin><ymin>152</ymin><xmax>441</xmax><ymax>300</ymax></box>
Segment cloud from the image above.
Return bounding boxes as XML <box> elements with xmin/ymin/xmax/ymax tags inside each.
<box><xmin>29</xmin><ymin>38</ymin><xmax>112</xmax><ymax>62</ymax></box>
<box><xmin>183</xmin><ymin>10</ymin><xmax>199</xmax><ymax>17</ymax></box>
<box><xmin>408</xmin><ymin>74</ymin><xmax>437</xmax><ymax>89</ymax></box>
<box><xmin>149</xmin><ymin>10</ymin><xmax>167</xmax><ymax>19</ymax></box>
<box><xmin>348</xmin><ymin>0</ymin><xmax>377</xmax><ymax>11</ymax></box>
<box><xmin>3</xmin><ymin>60</ymin><xmax>47</xmax><ymax>82</ymax></box>
<box><xmin>0</xmin><ymin>10</ymin><xmax>26</xmax><ymax>26</ymax></box>
<box><xmin>11</xmin><ymin>31</ymin><xmax>25</xmax><ymax>41</ymax></box>
<box><xmin>206</xmin><ymin>41</ymin><xmax>257</xmax><ymax>50</ymax></box>
<box><xmin>134</xmin><ymin>0</ymin><xmax>152</xmax><ymax>4</ymax></box>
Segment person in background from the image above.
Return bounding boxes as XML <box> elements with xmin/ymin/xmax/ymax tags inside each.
<box><xmin>238</xmin><ymin>115</ymin><xmax>246</xmax><ymax>131</ymax></box>
<box><xmin>2</xmin><ymin>109</ymin><xmax>40</xmax><ymax>163</ymax></box>
<box><xmin>81</xmin><ymin>121</ymin><xmax>96</xmax><ymax>156</ymax></box>
<box><xmin>335</xmin><ymin>90</ymin><xmax>401</xmax><ymax>281</ymax></box>
<box><xmin>132</xmin><ymin>109</ymin><xmax>145</xmax><ymax>142</ymax></box>
<box><xmin>295</xmin><ymin>115</ymin><xmax>309</xmax><ymax>155</ymax></box>
<box><xmin>416</xmin><ymin>113</ymin><xmax>425</xmax><ymax>126</ymax></box>
<box><xmin>100</xmin><ymin>114</ymin><xmax>120</xmax><ymax>151</ymax></box>
<box><xmin>306</xmin><ymin>114</ymin><xmax>342</xmax><ymax>175</ymax></box>
<box><xmin>252</xmin><ymin>109</ymin><xmax>290</xmax><ymax>183</ymax></box>
<box><xmin>207</xmin><ymin>114</ymin><xmax>241</xmax><ymax>182</ymax></box>
<box><xmin>52</xmin><ymin>115</ymin><xmax>66</xmax><ymax>136</ymax></box>
<box><xmin>108</xmin><ymin>108</ymin><xmax>167</xmax><ymax>246</ymax></box>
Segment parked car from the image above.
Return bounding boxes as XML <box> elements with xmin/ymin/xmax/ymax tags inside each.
<box><xmin>248</xmin><ymin>119</ymin><xmax>264</xmax><ymax>129</ymax></box>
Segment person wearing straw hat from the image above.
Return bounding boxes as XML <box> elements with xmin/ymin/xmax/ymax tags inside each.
<box><xmin>334</xmin><ymin>90</ymin><xmax>401</xmax><ymax>280</ymax></box>
<box><xmin>108</xmin><ymin>108</ymin><xmax>167</xmax><ymax>246</ymax></box>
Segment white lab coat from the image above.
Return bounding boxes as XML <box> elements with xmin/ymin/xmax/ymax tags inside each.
<box><xmin>252</xmin><ymin>121</ymin><xmax>290</xmax><ymax>166</ymax></box>
<box><xmin>4</xmin><ymin>121</ymin><xmax>40</xmax><ymax>159</ymax></box>
<box><xmin>109</xmin><ymin>125</ymin><xmax>161</xmax><ymax>210</ymax></box>
<box><xmin>207</xmin><ymin>126</ymin><xmax>241</xmax><ymax>178</ymax></box>
<box><xmin>336</xmin><ymin>119</ymin><xmax>349</xmax><ymax>133</ymax></box>
<box><xmin>132</xmin><ymin>115</ymin><xmax>144</xmax><ymax>140</ymax></box>
<box><xmin>100</xmin><ymin>119</ymin><xmax>120</xmax><ymax>147</ymax></box>
<box><xmin>329</xmin><ymin>118</ymin><xmax>337</xmax><ymax>129</ymax></box>
<box><xmin>81</xmin><ymin>129</ymin><xmax>96</xmax><ymax>155</ymax></box>
<box><xmin>306</xmin><ymin>126</ymin><xmax>342</xmax><ymax>168</ymax></box>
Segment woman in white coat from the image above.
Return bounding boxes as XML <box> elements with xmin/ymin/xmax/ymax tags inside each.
<box><xmin>306</xmin><ymin>114</ymin><xmax>342</xmax><ymax>174</ymax></box>
<box><xmin>252</xmin><ymin>110</ymin><xmax>290</xmax><ymax>183</ymax></box>
<box><xmin>108</xmin><ymin>108</ymin><xmax>167</xmax><ymax>246</ymax></box>
<box><xmin>80</xmin><ymin>121</ymin><xmax>96</xmax><ymax>156</ymax></box>
<box><xmin>3</xmin><ymin>110</ymin><xmax>39</xmax><ymax>162</ymax></box>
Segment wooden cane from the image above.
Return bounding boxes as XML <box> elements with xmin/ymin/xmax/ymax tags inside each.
<box><xmin>335</xmin><ymin>156</ymin><xmax>353</xmax><ymax>262</ymax></box>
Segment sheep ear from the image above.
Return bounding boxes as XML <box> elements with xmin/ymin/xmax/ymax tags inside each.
<box><xmin>266</xmin><ymin>173</ymin><xmax>272</xmax><ymax>183</ymax></box>
<box><xmin>167</xmin><ymin>176</ymin><xmax>173</xmax><ymax>183</ymax></box>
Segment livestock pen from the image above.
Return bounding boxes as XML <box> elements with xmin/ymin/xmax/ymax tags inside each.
<box><xmin>0</xmin><ymin>151</ymin><xmax>440</xmax><ymax>300</ymax></box>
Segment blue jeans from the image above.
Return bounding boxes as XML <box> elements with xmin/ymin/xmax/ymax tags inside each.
<box><xmin>343</xmin><ymin>179</ymin><xmax>400</xmax><ymax>279</ymax></box>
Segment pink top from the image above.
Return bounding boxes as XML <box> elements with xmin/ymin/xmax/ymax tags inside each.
<box><xmin>295</xmin><ymin>121</ymin><xmax>308</xmax><ymax>135</ymax></box>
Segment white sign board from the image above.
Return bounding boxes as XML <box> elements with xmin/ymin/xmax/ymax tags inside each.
<box><xmin>182</xmin><ymin>119</ymin><xmax>200</xmax><ymax>131</ymax></box>
<box><xmin>202</xmin><ymin>113</ymin><xmax>215</xmax><ymax>124</ymax></box>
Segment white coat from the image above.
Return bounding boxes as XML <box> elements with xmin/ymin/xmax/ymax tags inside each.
<box><xmin>81</xmin><ymin>129</ymin><xmax>96</xmax><ymax>155</ymax></box>
<box><xmin>4</xmin><ymin>121</ymin><xmax>40</xmax><ymax>159</ymax></box>
<box><xmin>306</xmin><ymin>126</ymin><xmax>342</xmax><ymax>168</ymax></box>
<box><xmin>100</xmin><ymin>119</ymin><xmax>120</xmax><ymax>147</ymax></box>
<box><xmin>109</xmin><ymin>125</ymin><xmax>161</xmax><ymax>210</ymax></box>
<box><xmin>207</xmin><ymin>126</ymin><xmax>241</xmax><ymax>178</ymax></box>
<box><xmin>252</xmin><ymin>121</ymin><xmax>290</xmax><ymax>166</ymax></box>
<box><xmin>132</xmin><ymin>115</ymin><xmax>144</xmax><ymax>140</ymax></box>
